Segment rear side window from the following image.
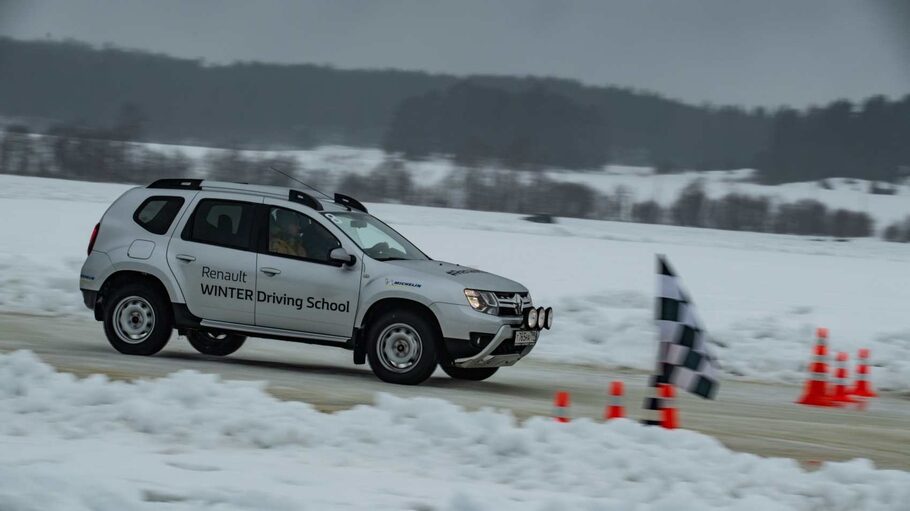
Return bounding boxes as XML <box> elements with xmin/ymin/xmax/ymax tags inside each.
<box><xmin>133</xmin><ymin>196</ymin><xmax>185</xmax><ymax>235</ymax></box>
<box><xmin>184</xmin><ymin>199</ymin><xmax>255</xmax><ymax>250</ymax></box>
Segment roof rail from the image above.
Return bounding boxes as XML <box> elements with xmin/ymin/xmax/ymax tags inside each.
<box><xmin>289</xmin><ymin>190</ymin><xmax>323</xmax><ymax>211</ymax></box>
<box><xmin>148</xmin><ymin>178</ymin><xmax>202</xmax><ymax>190</ymax></box>
<box><xmin>334</xmin><ymin>193</ymin><xmax>368</xmax><ymax>213</ymax></box>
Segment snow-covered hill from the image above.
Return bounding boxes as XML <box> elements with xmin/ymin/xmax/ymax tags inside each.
<box><xmin>1</xmin><ymin>174</ymin><xmax>909</xmax><ymax>390</ymax></box>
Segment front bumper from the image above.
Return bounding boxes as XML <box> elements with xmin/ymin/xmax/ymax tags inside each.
<box><xmin>452</xmin><ymin>324</ymin><xmax>536</xmax><ymax>368</ymax></box>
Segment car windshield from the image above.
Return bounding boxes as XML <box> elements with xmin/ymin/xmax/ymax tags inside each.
<box><xmin>323</xmin><ymin>211</ymin><xmax>429</xmax><ymax>261</ymax></box>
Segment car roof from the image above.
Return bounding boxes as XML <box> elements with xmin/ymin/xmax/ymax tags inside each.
<box><xmin>147</xmin><ymin>179</ymin><xmax>363</xmax><ymax>214</ymax></box>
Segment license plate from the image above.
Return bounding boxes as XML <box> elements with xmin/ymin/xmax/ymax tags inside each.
<box><xmin>514</xmin><ymin>330</ymin><xmax>538</xmax><ymax>346</ymax></box>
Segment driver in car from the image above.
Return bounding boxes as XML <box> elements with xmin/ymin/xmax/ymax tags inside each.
<box><xmin>270</xmin><ymin>210</ymin><xmax>308</xmax><ymax>258</ymax></box>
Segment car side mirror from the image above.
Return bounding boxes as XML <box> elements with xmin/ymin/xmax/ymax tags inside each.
<box><xmin>329</xmin><ymin>247</ymin><xmax>356</xmax><ymax>267</ymax></box>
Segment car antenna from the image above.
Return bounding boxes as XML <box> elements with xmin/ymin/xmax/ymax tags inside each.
<box><xmin>268</xmin><ymin>166</ymin><xmax>332</xmax><ymax>199</ymax></box>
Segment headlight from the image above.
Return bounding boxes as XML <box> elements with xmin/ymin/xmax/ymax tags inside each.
<box><xmin>544</xmin><ymin>307</ymin><xmax>554</xmax><ymax>329</ymax></box>
<box><xmin>536</xmin><ymin>307</ymin><xmax>546</xmax><ymax>329</ymax></box>
<box><xmin>464</xmin><ymin>289</ymin><xmax>499</xmax><ymax>315</ymax></box>
<box><xmin>525</xmin><ymin>308</ymin><xmax>539</xmax><ymax>329</ymax></box>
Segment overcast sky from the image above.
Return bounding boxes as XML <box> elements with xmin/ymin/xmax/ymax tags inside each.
<box><xmin>1</xmin><ymin>0</ymin><xmax>908</xmax><ymax>108</ymax></box>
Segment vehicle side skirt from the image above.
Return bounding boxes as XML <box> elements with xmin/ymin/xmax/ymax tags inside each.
<box><xmin>172</xmin><ymin>304</ymin><xmax>353</xmax><ymax>349</ymax></box>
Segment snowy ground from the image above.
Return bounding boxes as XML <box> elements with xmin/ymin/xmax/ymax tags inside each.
<box><xmin>1</xmin><ymin>173</ymin><xmax>909</xmax><ymax>390</ymax></box>
<box><xmin>2</xmin><ymin>350</ymin><xmax>908</xmax><ymax>511</ymax></box>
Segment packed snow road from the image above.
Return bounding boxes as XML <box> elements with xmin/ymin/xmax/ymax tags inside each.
<box><xmin>2</xmin><ymin>312</ymin><xmax>908</xmax><ymax>471</ymax></box>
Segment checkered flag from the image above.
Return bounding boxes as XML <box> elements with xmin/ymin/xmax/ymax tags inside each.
<box><xmin>650</xmin><ymin>255</ymin><xmax>720</xmax><ymax>399</ymax></box>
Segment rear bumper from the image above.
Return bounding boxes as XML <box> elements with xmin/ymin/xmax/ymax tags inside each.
<box><xmin>451</xmin><ymin>324</ymin><xmax>536</xmax><ymax>369</ymax></box>
<box><xmin>81</xmin><ymin>289</ymin><xmax>98</xmax><ymax>311</ymax></box>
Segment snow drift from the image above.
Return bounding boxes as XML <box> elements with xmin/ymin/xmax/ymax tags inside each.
<box><xmin>1</xmin><ymin>350</ymin><xmax>908</xmax><ymax>511</ymax></box>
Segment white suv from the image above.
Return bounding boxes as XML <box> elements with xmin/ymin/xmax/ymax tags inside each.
<box><xmin>80</xmin><ymin>179</ymin><xmax>553</xmax><ymax>385</ymax></box>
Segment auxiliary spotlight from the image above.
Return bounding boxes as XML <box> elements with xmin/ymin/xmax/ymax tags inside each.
<box><xmin>525</xmin><ymin>308</ymin><xmax>539</xmax><ymax>330</ymax></box>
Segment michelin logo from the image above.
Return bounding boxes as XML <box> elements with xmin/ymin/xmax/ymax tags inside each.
<box><xmin>385</xmin><ymin>278</ymin><xmax>422</xmax><ymax>289</ymax></box>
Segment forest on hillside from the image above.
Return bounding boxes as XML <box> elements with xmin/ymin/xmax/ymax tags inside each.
<box><xmin>0</xmin><ymin>37</ymin><xmax>908</xmax><ymax>183</ymax></box>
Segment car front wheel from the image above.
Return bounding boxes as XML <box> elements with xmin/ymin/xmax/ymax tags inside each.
<box><xmin>367</xmin><ymin>310</ymin><xmax>438</xmax><ymax>385</ymax></box>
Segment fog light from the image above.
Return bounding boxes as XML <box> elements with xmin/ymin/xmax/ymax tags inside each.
<box><xmin>536</xmin><ymin>307</ymin><xmax>546</xmax><ymax>329</ymax></box>
<box><xmin>544</xmin><ymin>307</ymin><xmax>554</xmax><ymax>329</ymax></box>
<box><xmin>525</xmin><ymin>308</ymin><xmax>539</xmax><ymax>330</ymax></box>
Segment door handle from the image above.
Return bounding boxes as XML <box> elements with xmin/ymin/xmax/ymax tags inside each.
<box><xmin>175</xmin><ymin>254</ymin><xmax>196</xmax><ymax>262</ymax></box>
<box><xmin>260</xmin><ymin>267</ymin><xmax>281</xmax><ymax>276</ymax></box>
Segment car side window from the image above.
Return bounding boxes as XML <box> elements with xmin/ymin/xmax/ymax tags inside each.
<box><xmin>268</xmin><ymin>207</ymin><xmax>341</xmax><ymax>264</ymax></box>
<box><xmin>133</xmin><ymin>196</ymin><xmax>185</xmax><ymax>235</ymax></box>
<box><xmin>185</xmin><ymin>199</ymin><xmax>255</xmax><ymax>250</ymax></box>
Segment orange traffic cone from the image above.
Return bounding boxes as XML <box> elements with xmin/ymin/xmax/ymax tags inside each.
<box><xmin>851</xmin><ymin>348</ymin><xmax>878</xmax><ymax>398</ymax></box>
<box><xmin>605</xmin><ymin>381</ymin><xmax>624</xmax><ymax>420</ymax></box>
<box><xmin>831</xmin><ymin>352</ymin><xmax>857</xmax><ymax>403</ymax></box>
<box><xmin>553</xmin><ymin>391</ymin><xmax>571</xmax><ymax>423</ymax></box>
<box><xmin>797</xmin><ymin>328</ymin><xmax>839</xmax><ymax>407</ymax></box>
<box><xmin>659</xmin><ymin>383</ymin><xmax>679</xmax><ymax>429</ymax></box>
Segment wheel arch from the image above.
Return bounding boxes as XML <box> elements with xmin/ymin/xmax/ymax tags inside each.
<box><xmin>359</xmin><ymin>297</ymin><xmax>442</xmax><ymax>337</ymax></box>
<box><xmin>355</xmin><ymin>297</ymin><xmax>444</xmax><ymax>364</ymax></box>
<box><xmin>94</xmin><ymin>270</ymin><xmax>173</xmax><ymax>321</ymax></box>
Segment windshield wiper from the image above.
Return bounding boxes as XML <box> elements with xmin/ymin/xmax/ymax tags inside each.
<box><xmin>374</xmin><ymin>256</ymin><xmax>409</xmax><ymax>262</ymax></box>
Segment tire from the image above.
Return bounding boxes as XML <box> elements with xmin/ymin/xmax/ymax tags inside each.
<box><xmin>103</xmin><ymin>283</ymin><xmax>173</xmax><ymax>356</ymax></box>
<box><xmin>366</xmin><ymin>310</ymin><xmax>438</xmax><ymax>385</ymax></box>
<box><xmin>440</xmin><ymin>365</ymin><xmax>499</xmax><ymax>381</ymax></box>
<box><xmin>186</xmin><ymin>330</ymin><xmax>246</xmax><ymax>356</ymax></box>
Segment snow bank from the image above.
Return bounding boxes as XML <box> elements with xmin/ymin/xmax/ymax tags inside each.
<box><xmin>1</xmin><ymin>351</ymin><xmax>908</xmax><ymax>511</ymax></box>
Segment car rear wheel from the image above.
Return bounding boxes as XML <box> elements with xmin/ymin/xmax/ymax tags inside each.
<box><xmin>440</xmin><ymin>365</ymin><xmax>499</xmax><ymax>381</ymax></box>
<box><xmin>186</xmin><ymin>330</ymin><xmax>246</xmax><ymax>356</ymax></box>
<box><xmin>367</xmin><ymin>310</ymin><xmax>438</xmax><ymax>385</ymax></box>
<box><xmin>103</xmin><ymin>283</ymin><xmax>172</xmax><ymax>356</ymax></box>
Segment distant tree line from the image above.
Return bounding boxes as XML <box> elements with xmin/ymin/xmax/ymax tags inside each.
<box><xmin>4</xmin><ymin>37</ymin><xmax>907</xmax><ymax>183</ymax></box>
<box><xmin>650</xmin><ymin>181</ymin><xmax>874</xmax><ymax>237</ymax></box>
<box><xmin>0</xmin><ymin>122</ymin><xmax>191</xmax><ymax>184</ymax></box>
<box><xmin>0</xmin><ymin>38</ymin><xmax>449</xmax><ymax>148</ymax></box>
<box><xmin>383</xmin><ymin>78</ymin><xmax>772</xmax><ymax>172</ymax></box>
<box><xmin>0</xmin><ymin>118</ymin><xmax>298</xmax><ymax>187</ymax></box>
<box><xmin>333</xmin><ymin>162</ymin><xmax>876</xmax><ymax>238</ymax></box>
<box><xmin>0</xmin><ymin>37</ymin><xmax>771</xmax><ymax>171</ymax></box>
<box><xmin>757</xmin><ymin>97</ymin><xmax>910</xmax><ymax>184</ymax></box>
<box><xmin>383</xmin><ymin>82</ymin><xmax>609</xmax><ymax>169</ymax></box>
